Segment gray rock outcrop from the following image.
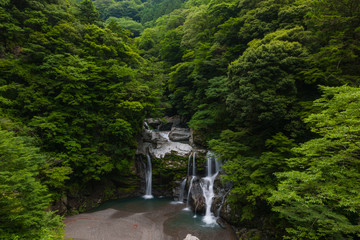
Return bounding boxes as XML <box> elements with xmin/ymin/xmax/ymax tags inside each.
<box><xmin>137</xmin><ymin>117</ymin><xmax>206</xmax><ymax>159</ymax></box>
<box><xmin>136</xmin><ymin>129</ymin><xmax>192</xmax><ymax>158</ymax></box>
<box><xmin>184</xmin><ymin>234</ymin><xmax>200</xmax><ymax>240</ymax></box>
<box><xmin>169</xmin><ymin>127</ymin><xmax>191</xmax><ymax>142</ymax></box>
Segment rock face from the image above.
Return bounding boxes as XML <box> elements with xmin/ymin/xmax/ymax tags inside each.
<box><xmin>137</xmin><ymin>129</ymin><xmax>193</xmax><ymax>158</ymax></box>
<box><xmin>169</xmin><ymin>127</ymin><xmax>191</xmax><ymax>142</ymax></box>
<box><xmin>137</xmin><ymin>116</ymin><xmax>205</xmax><ymax>159</ymax></box>
<box><xmin>146</xmin><ymin>118</ymin><xmax>162</xmax><ymax>129</ymax></box>
<box><xmin>52</xmin><ymin>176</ymin><xmax>143</xmax><ymax>215</ymax></box>
<box><xmin>189</xmin><ymin>128</ymin><xmax>206</xmax><ymax>147</ymax></box>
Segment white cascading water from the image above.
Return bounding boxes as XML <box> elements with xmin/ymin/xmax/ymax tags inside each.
<box><xmin>207</xmin><ymin>154</ymin><xmax>212</xmax><ymax>177</ymax></box>
<box><xmin>192</xmin><ymin>152</ymin><xmax>196</xmax><ymax>176</ymax></box>
<box><xmin>187</xmin><ymin>154</ymin><xmax>191</xmax><ymax>176</ymax></box>
<box><xmin>200</xmin><ymin>152</ymin><xmax>221</xmax><ymax>225</ymax></box>
<box><xmin>185</xmin><ymin>176</ymin><xmax>195</xmax><ymax>210</ymax></box>
<box><xmin>143</xmin><ymin>154</ymin><xmax>154</xmax><ymax>199</ymax></box>
<box><xmin>178</xmin><ymin>178</ymin><xmax>187</xmax><ymax>202</ymax></box>
<box><xmin>184</xmin><ymin>152</ymin><xmax>196</xmax><ymax>209</ymax></box>
<box><xmin>200</xmin><ymin>174</ymin><xmax>217</xmax><ymax>224</ymax></box>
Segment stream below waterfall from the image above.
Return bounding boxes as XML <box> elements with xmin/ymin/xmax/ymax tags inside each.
<box><xmin>64</xmin><ymin>197</ymin><xmax>236</xmax><ymax>240</ymax></box>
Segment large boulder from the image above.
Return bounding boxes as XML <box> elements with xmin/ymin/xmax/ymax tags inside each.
<box><xmin>163</xmin><ymin>115</ymin><xmax>182</xmax><ymax>128</ymax></box>
<box><xmin>169</xmin><ymin>127</ymin><xmax>191</xmax><ymax>142</ymax></box>
<box><xmin>184</xmin><ymin>234</ymin><xmax>200</xmax><ymax>240</ymax></box>
<box><xmin>145</xmin><ymin>118</ymin><xmax>162</xmax><ymax>129</ymax></box>
<box><xmin>137</xmin><ymin>127</ymin><xmax>195</xmax><ymax>158</ymax></box>
<box><xmin>144</xmin><ymin>116</ymin><xmax>183</xmax><ymax>131</ymax></box>
<box><xmin>190</xmin><ymin>128</ymin><xmax>207</xmax><ymax>147</ymax></box>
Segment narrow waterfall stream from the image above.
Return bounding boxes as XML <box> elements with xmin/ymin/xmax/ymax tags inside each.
<box><xmin>185</xmin><ymin>176</ymin><xmax>195</xmax><ymax>210</ymax></box>
<box><xmin>143</xmin><ymin>154</ymin><xmax>153</xmax><ymax>199</ymax></box>
<box><xmin>200</xmin><ymin>174</ymin><xmax>218</xmax><ymax>224</ymax></box>
<box><xmin>192</xmin><ymin>152</ymin><xmax>196</xmax><ymax>176</ymax></box>
<box><xmin>178</xmin><ymin>178</ymin><xmax>187</xmax><ymax>203</ymax></box>
<box><xmin>200</xmin><ymin>152</ymin><xmax>221</xmax><ymax>225</ymax></box>
<box><xmin>184</xmin><ymin>152</ymin><xmax>196</xmax><ymax>210</ymax></box>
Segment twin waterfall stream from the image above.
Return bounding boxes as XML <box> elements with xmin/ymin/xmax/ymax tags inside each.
<box><xmin>142</xmin><ymin>133</ymin><xmax>222</xmax><ymax>226</ymax></box>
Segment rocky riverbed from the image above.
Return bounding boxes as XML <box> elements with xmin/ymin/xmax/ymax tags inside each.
<box><xmin>64</xmin><ymin>198</ymin><xmax>237</xmax><ymax>240</ymax></box>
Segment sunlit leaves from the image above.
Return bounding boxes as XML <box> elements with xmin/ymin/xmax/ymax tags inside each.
<box><xmin>0</xmin><ymin>128</ymin><xmax>64</xmax><ymax>239</ymax></box>
<box><xmin>181</xmin><ymin>5</ymin><xmax>209</xmax><ymax>47</ymax></box>
<box><xmin>270</xmin><ymin>86</ymin><xmax>360</xmax><ymax>239</ymax></box>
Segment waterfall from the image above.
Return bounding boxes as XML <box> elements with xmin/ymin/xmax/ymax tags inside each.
<box><xmin>143</xmin><ymin>154</ymin><xmax>153</xmax><ymax>199</ymax></box>
<box><xmin>207</xmin><ymin>154</ymin><xmax>212</xmax><ymax>177</ymax></box>
<box><xmin>178</xmin><ymin>178</ymin><xmax>187</xmax><ymax>202</ymax></box>
<box><xmin>200</xmin><ymin>174</ymin><xmax>218</xmax><ymax>224</ymax></box>
<box><xmin>187</xmin><ymin>152</ymin><xmax>196</xmax><ymax>176</ymax></box>
<box><xmin>192</xmin><ymin>152</ymin><xmax>196</xmax><ymax>176</ymax></box>
<box><xmin>187</xmin><ymin>154</ymin><xmax>191</xmax><ymax>176</ymax></box>
<box><xmin>185</xmin><ymin>176</ymin><xmax>195</xmax><ymax>209</ymax></box>
<box><xmin>206</xmin><ymin>151</ymin><xmax>222</xmax><ymax>176</ymax></box>
<box><xmin>201</xmin><ymin>152</ymin><xmax>221</xmax><ymax>225</ymax></box>
<box><xmin>181</xmin><ymin>152</ymin><xmax>197</xmax><ymax>206</ymax></box>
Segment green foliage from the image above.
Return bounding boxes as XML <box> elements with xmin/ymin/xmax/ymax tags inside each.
<box><xmin>104</xmin><ymin>0</ymin><xmax>142</xmax><ymax>21</ymax></box>
<box><xmin>0</xmin><ymin>128</ymin><xmax>64</xmax><ymax>239</ymax></box>
<box><xmin>78</xmin><ymin>0</ymin><xmax>100</xmax><ymax>24</ymax></box>
<box><xmin>0</xmin><ymin>0</ymin><xmax>161</xmax><ymax>189</ymax></box>
<box><xmin>181</xmin><ymin>5</ymin><xmax>209</xmax><ymax>48</ymax></box>
<box><xmin>2</xmin><ymin>0</ymin><xmax>360</xmax><ymax>238</ymax></box>
<box><xmin>210</xmin><ymin>131</ymin><xmax>295</xmax><ymax>225</ymax></box>
<box><xmin>227</xmin><ymin>27</ymin><xmax>309</xmax><ymax>139</ymax></box>
<box><xmin>188</xmin><ymin>76</ymin><xmax>231</xmax><ymax>139</ymax></box>
<box><xmin>303</xmin><ymin>0</ymin><xmax>360</xmax><ymax>86</ymax></box>
<box><xmin>106</xmin><ymin>17</ymin><xmax>144</xmax><ymax>37</ymax></box>
<box><xmin>141</xmin><ymin>0</ymin><xmax>185</xmax><ymax>24</ymax></box>
<box><xmin>140</xmin><ymin>0</ymin><xmax>315</xmax><ymax>145</ymax></box>
<box><xmin>269</xmin><ymin>86</ymin><xmax>360</xmax><ymax>239</ymax></box>
<box><xmin>134</xmin><ymin>0</ymin><xmax>360</xmax><ymax>236</ymax></box>
<box><xmin>159</xmin><ymin>28</ymin><xmax>184</xmax><ymax>63</ymax></box>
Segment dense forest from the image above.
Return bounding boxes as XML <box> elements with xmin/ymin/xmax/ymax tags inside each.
<box><xmin>0</xmin><ymin>0</ymin><xmax>360</xmax><ymax>239</ymax></box>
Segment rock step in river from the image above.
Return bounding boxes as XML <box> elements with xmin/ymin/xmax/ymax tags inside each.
<box><xmin>64</xmin><ymin>197</ymin><xmax>237</xmax><ymax>240</ymax></box>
